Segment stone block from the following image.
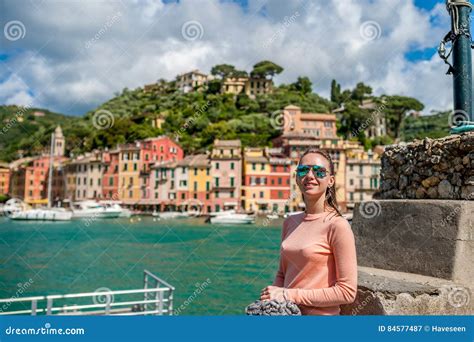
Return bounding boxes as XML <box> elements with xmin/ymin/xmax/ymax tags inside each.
<box><xmin>353</xmin><ymin>200</ymin><xmax>474</xmax><ymax>284</ymax></box>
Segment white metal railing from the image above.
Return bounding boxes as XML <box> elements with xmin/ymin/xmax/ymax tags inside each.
<box><xmin>0</xmin><ymin>270</ymin><xmax>174</xmax><ymax>316</ymax></box>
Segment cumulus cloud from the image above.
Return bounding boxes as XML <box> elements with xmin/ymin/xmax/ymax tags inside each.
<box><xmin>0</xmin><ymin>0</ymin><xmax>454</xmax><ymax>115</ymax></box>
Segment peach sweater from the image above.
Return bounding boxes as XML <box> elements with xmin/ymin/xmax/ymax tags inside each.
<box><xmin>273</xmin><ymin>211</ymin><xmax>357</xmax><ymax>315</ymax></box>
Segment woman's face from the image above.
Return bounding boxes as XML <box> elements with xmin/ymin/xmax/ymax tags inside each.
<box><xmin>296</xmin><ymin>153</ymin><xmax>335</xmax><ymax>200</ymax></box>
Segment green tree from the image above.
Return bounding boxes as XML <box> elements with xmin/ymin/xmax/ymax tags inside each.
<box><xmin>251</xmin><ymin>60</ymin><xmax>283</xmax><ymax>79</ymax></box>
<box><xmin>330</xmin><ymin>79</ymin><xmax>341</xmax><ymax>104</ymax></box>
<box><xmin>291</xmin><ymin>76</ymin><xmax>312</xmax><ymax>94</ymax></box>
<box><xmin>210</xmin><ymin>64</ymin><xmax>248</xmax><ymax>79</ymax></box>
<box><xmin>211</xmin><ymin>64</ymin><xmax>236</xmax><ymax>78</ymax></box>
<box><xmin>351</xmin><ymin>82</ymin><xmax>372</xmax><ymax>103</ymax></box>
<box><xmin>338</xmin><ymin>101</ymin><xmax>371</xmax><ymax>139</ymax></box>
<box><xmin>383</xmin><ymin>95</ymin><xmax>424</xmax><ymax>139</ymax></box>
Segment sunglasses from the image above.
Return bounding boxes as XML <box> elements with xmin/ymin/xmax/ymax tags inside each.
<box><xmin>296</xmin><ymin>165</ymin><xmax>328</xmax><ymax>178</ymax></box>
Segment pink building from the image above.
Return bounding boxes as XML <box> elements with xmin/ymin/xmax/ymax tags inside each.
<box><xmin>210</xmin><ymin>139</ymin><xmax>242</xmax><ymax>212</ymax></box>
<box><xmin>138</xmin><ymin>136</ymin><xmax>184</xmax><ymax>204</ymax></box>
<box><xmin>102</xmin><ymin>149</ymin><xmax>120</xmax><ymax>200</ymax></box>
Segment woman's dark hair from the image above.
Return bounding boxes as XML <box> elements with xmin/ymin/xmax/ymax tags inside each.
<box><xmin>298</xmin><ymin>148</ymin><xmax>342</xmax><ymax>217</ymax></box>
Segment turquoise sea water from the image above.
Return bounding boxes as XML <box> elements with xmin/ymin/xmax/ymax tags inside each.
<box><xmin>0</xmin><ymin>216</ymin><xmax>283</xmax><ymax>315</ymax></box>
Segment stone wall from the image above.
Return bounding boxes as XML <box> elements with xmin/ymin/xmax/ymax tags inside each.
<box><xmin>376</xmin><ymin>132</ymin><xmax>474</xmax><ymax>200</ymax></box>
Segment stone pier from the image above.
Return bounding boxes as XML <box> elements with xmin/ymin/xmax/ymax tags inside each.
<box><xmin>342</xmin><ymin>132</ymin><xmax>474</xmax><ymax>315</ymax></box>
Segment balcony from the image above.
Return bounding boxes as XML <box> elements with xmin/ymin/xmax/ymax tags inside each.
<box><xmin>213</xmin><ymin>185</ymin><xmax>236</xmax><ymax>190</ymax></box>
<box><xmin>139</xmin><ymin>170</ymin><xmax>150</xmax><ymax>177</ymax></box>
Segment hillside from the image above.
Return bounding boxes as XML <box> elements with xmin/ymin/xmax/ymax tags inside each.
<box><xmin>0</xmin><ymin>79</ymin><xmax>453</xmax><ymax>163</ymax></box>
<box><xmin>0</xmin><ymin>106</ymin><xmax>87</xmax><ymax>162</ymax></box>
<box><xmin>83</xmin><ymin>84</ymin><xmax>332</xmax><ymax>154</ymax></box>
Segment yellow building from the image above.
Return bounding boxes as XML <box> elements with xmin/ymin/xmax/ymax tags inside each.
<box><xmin>242</xmin><ymin>148</ymin><xmax>271</xmax><ymax>213</ymax></box>
<box><xmin>187</xmin><ymin>154</ymin><xmax>212</xmax><ymax>213</ymax></box>
<box><xmin>176</xmin><ymin>70</ymin><xmax>210</xmax><ymax>93</ymax></box>
<box><xmin>221</xmin><ymin>76</ymin><xmax>273</xmax><ymax>98</ymax></box>
<box><xmin>345</xmin><ymin>148</ymin><xmax>382</xmax><ymax>210</ymax></box>
<box><xmin>118</xmin><ymin>143</ymin><xmax>141</xmax><ymax>205</ymax></box>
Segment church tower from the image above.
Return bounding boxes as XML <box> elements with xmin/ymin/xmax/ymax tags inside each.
<box><xmin>53</xmin><ymin>126</ymin><xmax>65</xmax><ymax>157</ymax></box>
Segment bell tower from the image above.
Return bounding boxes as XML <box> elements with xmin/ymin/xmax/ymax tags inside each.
<box><xmin>53</xmin><ymin>126</ymin><xmax>65</xmax><ymax>157</ymax></box>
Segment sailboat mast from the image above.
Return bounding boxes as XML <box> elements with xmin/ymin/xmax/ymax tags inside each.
<box><xmin>47</xmin><ymin>132</ymin><xmax>55</xmax><ymax>209</ymax></box>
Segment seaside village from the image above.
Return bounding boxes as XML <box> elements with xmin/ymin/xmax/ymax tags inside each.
<box><xmin>0</xmin><ymin>69</ymin><xmax>386</xmax><ymax>218</ymax></box>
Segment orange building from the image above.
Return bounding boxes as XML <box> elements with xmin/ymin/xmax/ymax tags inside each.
<box><xmin>0</xmin><ymin>162</ymin><xmax>10</xmax><ymax>197</ymax></box>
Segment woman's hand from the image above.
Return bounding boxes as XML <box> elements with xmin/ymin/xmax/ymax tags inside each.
<box><xmin>260</xmin><ymin>285</ymin><xmax>286</xmax><ymax>301</ymax></box>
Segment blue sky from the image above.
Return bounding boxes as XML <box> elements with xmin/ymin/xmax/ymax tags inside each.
<box><xmin>0</xmin><ymin>0</ymin><xmax>455</xmax><ymax>115</ymax></box>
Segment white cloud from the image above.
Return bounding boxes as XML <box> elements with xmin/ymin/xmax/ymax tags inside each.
<box><xmin>0</xmin><ymin>0</ymin><xmax>455</xmax><ymax>115</ymax></box>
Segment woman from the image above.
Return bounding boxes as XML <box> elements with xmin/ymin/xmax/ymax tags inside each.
<box><xmin>260</xmin><ymin>148</ymin><xmax>357</xmax><ymax>315</ymax></box>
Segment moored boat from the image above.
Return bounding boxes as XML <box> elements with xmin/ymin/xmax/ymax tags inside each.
<box><xmin>71</xmin><ymin>201</ymin><xmax>121</xmax><ymax>219</ymax></box>
<box><xmin>153</xmin><ymin>211</ymin><xmax>189</xmax><ymax>219</ymax></box>
<box><xmin>8</xmin><ymin>208</ymin><xmax>72</xmax><ymax>221</ymax></box>
<box><xmin>209</xmin><ymin>211</ymin><xmax>255</xmax><ymax>224</ymax></box>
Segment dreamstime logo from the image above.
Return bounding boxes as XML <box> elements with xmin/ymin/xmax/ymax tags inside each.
<box><xmin>92</xmin><ymin>287</ymin><xmax>114</xmax><ymax>306</ymax></box>
<box><xmin>174</xmin><ymin>278</ymin><xmax>211</xmax><ymax>315</ymax></box>
<box><xmin>349</xmin><ymin>103</ymin><xmax>386</xmax><ymax>138</ymax></box>
<box><xmin>447</xmin><ymin>287</ymin><xmax>471</xmax><ymax>308</ymax></box>
<box><xmin>262</xmin><ymin>11</ymin><xmax>300</xmax><ymax>48</ymax></box>
<box><xmin>448</xmin><ymin>109</ymin><xmax>469</xmax><ymax>127</ymax></box>
<box><xmin>270</xmin><ymin>110</ymin><xmax>293</xmax><ymax>130</ymax></box>
<box><xmin>2</xmin><ymin>198</ymin><xmax>27</xmax><ymax>218</ymax></box>
<box><xmin>181</xmin><ymin>20</ymin><xmax>204</xmax><ymax>41</ymax></box>
<box><xmin>4</xmin><ymin>20</ymin><xmax>26</xmax><ymax>41</ymax></box>
<box><xmin>0</xmin><ymin>278</ymin><xmax>34</xmax><ymax>313</ymax></box>
<box><xmin>175</xmin><ymin>101</ymin><xmax>210</xmax><ymax>140</ymax></box>
<box><xmin>359</xmin><ymin>20</ymin><xmax>381</xmax><ymax>41</ymax></box>
<box><xmin>358</xmin><ymin>200</ymin><xmax>381</xmax><ymax>219</ymax></box>
<box><xmin>185</xmin><ymin>198</ymin><xmax>203</xmax><ymax>217</ymax></box>
<box><xmin>84</xmin><ymin>11</ymin><xmax>122</xmax><ymax>50</ymax></box>
<box><xmin>92</xmin><ymin>109</ymin><xmax>114</xmax><ymax>130</ymax></box>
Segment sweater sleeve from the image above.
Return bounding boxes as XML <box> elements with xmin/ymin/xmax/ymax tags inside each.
<box><xmin>286</xmin><ymin>218</ymin><xmax>358</xmax><ymax>306</ymax></box>
<box><xmin>272</xmin><ymin>219</ymin><xmax>288</xmax><ymax>287</ymax></box>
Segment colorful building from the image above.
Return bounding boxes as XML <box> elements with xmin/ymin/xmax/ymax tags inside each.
<box><xmin>67</xmin><ymin>151</ymin><xmax>104</xmax><ymax>201</ymax></box>
<box><xmin>210</xmin><ymin>139</ymin><xmax>242</xmax><ymax>212</ymax></box>
<box><xmin>266</xmin><ymin>147</ymin><xmax>292</xmax><ymax>214</ymax></box>
<box><xmin>0</xmin><ymin>162</ymin><xmax>10</xmax><ymax>197</ymax></box>
<box><xmin>138</xmin><ymin>136</ymin><xmax>184</xmax><ymax>207</ymax></box>
<box><xmin>242</xmin><ymin>148</ymin><xmax>271</xmax><ymax>213</ymax></box>
<box><xmin>187</xmin><ymin>154</ymin><xmax>211</xmax><ymax>214</ymax></box>
<box><xmin>9</xmin><ymin>155</ymin><xmax>67</xmax><ymax>206</ymax></box>
<box><xmin>118</xmin><ymin>143</ymin><xmax>141</xmax><ymax>206</ymax></box>
<box><xmin>175</xmin><ymin>156</ymin><xmax>191</xmax><ymax>209</ymax></box>
<box><xmin>176</xmin><ymin>70</ymin><xmax>210</xmax><ymax>93</ymax></box>
<box><xmin>150</xmin><ymin>160</ymin><xmax>177</xmax><ymax>211</ymax></box>
<box><xmin>102</xmin><ymin>149</ymin><xmax>120</xmax><ymax>200</ymax></box>
<box><xmin>346</xmin><ymin>148</ymin><xmax>382</xmax><ymax>210</ymax></box>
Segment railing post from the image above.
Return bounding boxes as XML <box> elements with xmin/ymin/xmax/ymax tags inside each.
<box><xmin>46</xmin><ymin>298</ymin><xmax>53</xmax><ymax>315</ymax></box>
<box><xmin>169</xmin><ymin>290</ymin><xmax>174</xmax><ymax>316</ymax></box>
<box><xmin>158</xmin><ymin>289</ymin><xmax>163</xmax><ymax>315</ymax></box>
<box><xmin>31</xmin><ymin>300</ymin><xmax>37</xmax><ymax>316</ymax></box>
<box><xmin>143</xmin><ymin>271</ymin><xmax>149</xmax><ymax>312</ymax></box>
<box><xmin>105</xmin><ymin>299</ymin><xmax>111</xmax><ymax>315</ymax></box>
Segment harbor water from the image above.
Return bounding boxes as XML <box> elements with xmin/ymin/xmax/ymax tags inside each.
<box><xmin>0</xmin><ymin>216</ymin><xmax>283</xmax><ymax>315</ymax></box>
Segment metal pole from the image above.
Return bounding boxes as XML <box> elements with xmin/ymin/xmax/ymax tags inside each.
<box><xmin>447</xmin><ymin>0</ymin><xmax>474</xmax><ymax>133</ymax></box>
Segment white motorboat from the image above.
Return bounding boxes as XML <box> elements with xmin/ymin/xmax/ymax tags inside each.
<box><xmin>152</xmin><ymin>211</ymin><xmax>189</xmax><ymax>219</ymax></box>
<box><xmin>71</xmin><ymin>201</ymin><xmax>121</xmax><ymax>219</ymax></box>
<box><xmin>208</xmin><ymin>209</ymin><xmax>236</xmax><ymax>217</ymax></box>
<box><xmin>9</xmin><ymin>208</ymin><xmax>72</xmax><ymax>221</ymax></box>
<box><xmin>266</xmin><ymin>213</ymin><xmax>279</xmax><ymax>220</ymax></box>
<box><xmin>99</xmin><ymin>201</ymin><xmax>132</xmax><ymax>218</ymax></box>
<box><xmin>209</xmin><ymin>212</ymin><xmax>255</xmax><ymax>224</ymax></box>
<box><xmin>118</xmin><ymin>207</ymin><xmax>133</xmax><ymax>218</ymax></box>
